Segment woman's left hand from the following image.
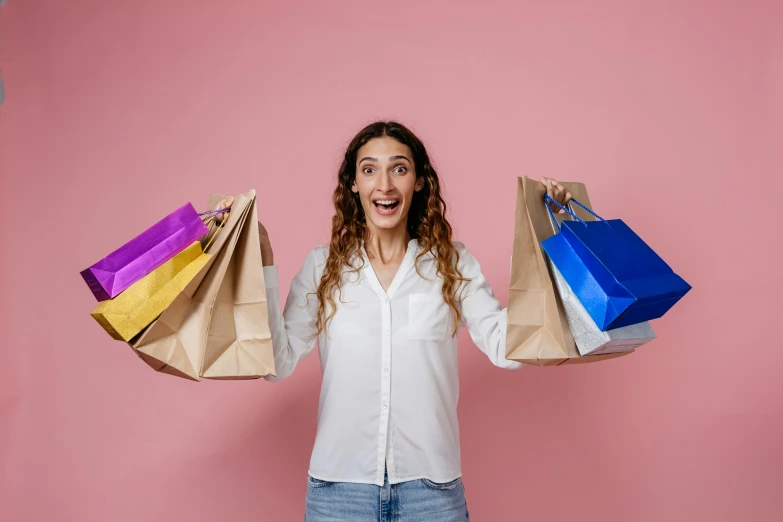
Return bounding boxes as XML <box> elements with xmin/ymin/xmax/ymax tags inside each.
<box><xmin>540</xmin><ymin>177</ymin><xmax>573</xmax><ymax>211</ymax></box>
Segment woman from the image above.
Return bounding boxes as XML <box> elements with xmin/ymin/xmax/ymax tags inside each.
<box><xmin>214</xmin><ymin>121</ymin><xmax>572</xmax><ymax>521</ymax></box>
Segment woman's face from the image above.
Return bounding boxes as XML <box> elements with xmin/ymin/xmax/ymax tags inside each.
<box><xmin>352</xmin><ymin>136</ymin><xmax>423</xmax><ymax>234</ymax></box>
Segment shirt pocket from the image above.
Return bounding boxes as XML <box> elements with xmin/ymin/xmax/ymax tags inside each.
<box><xmin>408</xmin><ymin>293</ymin><xmax>452</xmax><ymax>342</ymax></box>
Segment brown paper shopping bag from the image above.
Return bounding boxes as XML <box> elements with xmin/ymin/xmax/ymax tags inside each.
<box><xmin>200</xmin><ymin>194</ymin><xmax>275</xmax><ymax>380</ymax></box>
<box><xmin>131</xmin><ymin>190</ymin><xmax>275</xmax><ymax>381</ymax></box>
<box><xmin>505</xmin><ymin>176</ymin><xmax>632</xmax><ymax>365</ymax></box>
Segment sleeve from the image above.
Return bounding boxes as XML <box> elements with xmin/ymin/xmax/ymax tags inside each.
<box><xmin>455</xmin><ymin>242</ymin><xmax>524</xmax><ymax>370</ymax></box>
<box><xmin>262</xmin><ymin>246</ymin><xmax>327</xmax><ymax>381</ymax></box>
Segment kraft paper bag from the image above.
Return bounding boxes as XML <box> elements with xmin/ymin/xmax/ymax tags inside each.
<box><xmin>505</xmin><ymin>176</ymin><xmax>631</xmax><ymax>366</ymax></box>
<box><xmin>129</xmin><ymin>193</ymin><xmax>251</xmax><ymax>380</ymax></box>
<box><xmin>131</xmin><ymin>190</ymin><xmax>274</xmax><ymax>381</ymax></box>
<box><xmin>200</xmin><ymin>194</ymin><xmax>275</xmax><ymax>380</ymax></box>
<box><xmin>90</xmin><ymin>241</ymin><xmax>211</xmax><ymax>341</ymax></box>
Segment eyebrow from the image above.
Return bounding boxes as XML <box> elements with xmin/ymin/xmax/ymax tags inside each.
<box><xmin>358</xmin><ymin>155</ymin><xmax>412</xmax><ymax>163</ymax></box>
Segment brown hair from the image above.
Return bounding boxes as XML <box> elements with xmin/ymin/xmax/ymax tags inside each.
<box><xmin>313</xmin><ymin>121</ymin><xmax>468</xmax><ymax>337</ymax></box>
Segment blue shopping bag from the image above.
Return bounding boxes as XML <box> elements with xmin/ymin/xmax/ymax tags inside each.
<box><xmin>540</xmin><ymin>195</ymin><xmax>691</xmax><ymax>331</ymax></box>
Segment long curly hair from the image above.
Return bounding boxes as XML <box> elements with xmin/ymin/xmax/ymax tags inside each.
<box><xmin>313</xmin><ymin>121</ymin><xmax>468</xmax><ymax>338</ymax></box>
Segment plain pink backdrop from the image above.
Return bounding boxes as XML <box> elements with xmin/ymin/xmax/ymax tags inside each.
<box><xmin>1</xmin><ymin>1</ymin><xmax>781</xmax><ymax>521</ymax></box>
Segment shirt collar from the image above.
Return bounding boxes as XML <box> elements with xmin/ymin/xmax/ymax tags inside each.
<box><xmin>358</xmin><ymin>238</ymin><xmax>422</xmax><ymax>299</ymax></box>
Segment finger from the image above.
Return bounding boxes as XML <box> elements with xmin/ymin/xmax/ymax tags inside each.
<box><xmin>545</xmin><ymin>182</ymin><xmax>558</xmax><ymax>210</ymax></box>
<box><xmin>555</xmin><ymin>186</ymin><xmax>566</xmax><ymax>204</ymax></box>
<box><xmin>549</xmin><ymin>181</ymin><xmax>559</xmax><ymax>201</ymax></box>
<box><xmin>212</xmin><ymin>198</ymin><xmax>228</xmax><ymax>222</ymax></box>
<box><xmin>217</xmin><ymin>197</ymin><xmax>234</xmax><ymax>218</ymax></box>
<box><xmin>548</xmin><ymin>188</ymin><xmax>562</xmax><ymax>212</ymax></box>
<box><xmin>212</xmin><ymin>201</ymin><xmax>223</xmax><ymax>221</ymax></box>
<box><xmin>541</xmin><ymin>177</ymin><xmax>555</xmax><ymax>196</ymax></box>
<box><xmin>551</xmin><ymin>181</ymin><xmax>570</xmax><ymax>204</ymax></box>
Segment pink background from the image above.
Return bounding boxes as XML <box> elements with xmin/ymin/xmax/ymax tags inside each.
<box><xmin>1</xmin><ymin>1</ymin><xmax>781</xmax><ymax>521</ymax></box>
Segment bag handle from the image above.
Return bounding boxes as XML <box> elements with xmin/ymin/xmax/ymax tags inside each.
<box><xmin>201</xmin><ymin>212</ymin><xmax>228</xmax><ymax>252</ymax></box>
<box><xmin>544</xmin><ymin>194</ymin><xmax>606</xmax><ymax>233</ymax></box>
<box><xmin>197</xmin><ymin>207</ymin><xmax>231</xmax><ymax>252</ymax></box>
<box><xmin>199</xmin><ymin>207</ymin><xmax>231</xmax><ymax>220</ymax></box>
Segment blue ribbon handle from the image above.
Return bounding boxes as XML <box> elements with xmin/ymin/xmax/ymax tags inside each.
<box><xmin>543</xmin><ymin>194</ymin><xmax>606</xmax><ymax>232</ymax></box>
<box><xmin>567</xmin><ymin>198</ymin><xmax>605</xmax><ymax>222</ymax></box>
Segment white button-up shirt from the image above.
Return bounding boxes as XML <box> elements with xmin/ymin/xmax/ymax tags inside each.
<box><xmin>262</xmin><ymin>239</ymin><xmax>522</xmax><ymax>486</ymax></box>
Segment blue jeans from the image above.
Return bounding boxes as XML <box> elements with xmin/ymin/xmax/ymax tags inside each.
<box><xmin>304</xmin><ymin>471</ymin><xmax>470</xmax><ymax>522</ymax></box>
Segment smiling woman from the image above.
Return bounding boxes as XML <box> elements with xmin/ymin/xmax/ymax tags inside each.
<box><xmin>209</xmin><ymin>120</ymin><xmax>572</xmax><ymax>522</ymax></box>
<box><xmin>320</xmin><ymin>122</ymin><xmax>469</xmax><ymax>341</ymax></box>
<box><xmin>355</xmin><ymin>144</ymin><xmax>421</xmax><ymax>220</ymax></box>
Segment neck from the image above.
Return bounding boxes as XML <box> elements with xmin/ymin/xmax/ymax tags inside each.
<box><xmin>364</xmin><ymin>222</ymin><xmax>410</xmax><ymax>264</ymax></box>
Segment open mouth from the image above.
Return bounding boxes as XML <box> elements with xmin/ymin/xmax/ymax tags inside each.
<box><xmin>373</xmin><ymin>199</ymin><xmax>400</xmax><ymax>211</ymax></box>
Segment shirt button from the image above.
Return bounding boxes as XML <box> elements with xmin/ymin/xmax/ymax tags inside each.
<box><xmin>384</xmin><ymin>330</ymin><xmax>389</xmax><ymax>336</ymax></box>
<box><xmin>384</xmin><ymin>367</ymin><xmax>389</xmax><ymax>373</ymax></box>
<box><xmin>383</xmin><ymin>404</ymin><xmax>388</xmax><ymax>409</ymax></box>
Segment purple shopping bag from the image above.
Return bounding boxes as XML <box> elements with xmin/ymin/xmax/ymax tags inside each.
<box><xmin>80</xmin><ymin>202</ymin><xmax>209</xmax><ymax>301</ymax></box>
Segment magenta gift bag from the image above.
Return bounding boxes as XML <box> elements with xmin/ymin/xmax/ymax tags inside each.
<box><xmin>80</xmin><ymin>202</ymin><xmax>209</xmax><ymax>301</ymax></box>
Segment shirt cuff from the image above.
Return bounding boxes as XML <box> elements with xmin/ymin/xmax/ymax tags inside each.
<box><xmin>263</xmin><ymin>265</ymin><xmax>278</xmax><ymax>289</ymax></box>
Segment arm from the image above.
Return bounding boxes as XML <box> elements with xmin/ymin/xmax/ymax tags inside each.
<box><xmin>263</xmin><ymin>246</ymin><xmax>327</xmax><ymax>381</ymax></box>
<box><xmin>455</xmin><ymin>242</ymin><xmax>523</xmax><ymax>370</ymax></box>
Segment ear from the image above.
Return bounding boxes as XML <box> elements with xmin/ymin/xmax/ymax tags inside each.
<box><xmin>351</xmin><ymin>182</ymin><xmax>358</xmax><ymax>193</ymax></box>
<box><xmin>414</xmin><ymin>178</ymin><xmax>425</xmax><ymax>192</ymax></box>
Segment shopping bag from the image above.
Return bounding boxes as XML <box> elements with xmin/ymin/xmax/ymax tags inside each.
<box><xmin>130</xmin><ymin>190</ymin><xmax>275</xmax><ymax>381</ymax></box>
<box><xmin>540</xmin><ymin>196</ymin><xmax>692</xmax><ymax>331</ymax></box>
<box><xmin>80</xmin><ymin>203</ymin><xmax>209</xmax><ymax>301</ymax></box>
<box><xmin>506</xmin><ymin>176</ymin><xmax>631</xmax><ymax>365</ymax></box>
<box><xmin>200</xmin><ymin>193</ymin><xmax>273</xmax><ymax>380</ymax></box>
<box><xmin>547</xmin><ymin>252</ymin><xmax>656</xmax><ymax>356</ymax></box>
<box><xmin>90</xmin><ymin>241</ymin><xmax>212</xmax><ymax>341</ymax></box>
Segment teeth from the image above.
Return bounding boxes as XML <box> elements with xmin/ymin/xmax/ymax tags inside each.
<box><xmin>375</xmin><ymin>200</ymin><xmax>397</xmax><ymax>205</ymax></box>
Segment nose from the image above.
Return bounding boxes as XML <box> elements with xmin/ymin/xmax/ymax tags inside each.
<box><xmin>378</xmin><ymin>171</ymin><xmax>393</xmax><ymax>192</ymax></box>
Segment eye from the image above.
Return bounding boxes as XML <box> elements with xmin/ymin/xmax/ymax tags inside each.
<box><xmin>361</xmin><ymin>166</ymin><xmax>375</xmax><ymax>174</ymax></box>
<box><xmin>393</xmin><ymin>165</ymin><xmax>408</xmax><ymax>173</ymax></box>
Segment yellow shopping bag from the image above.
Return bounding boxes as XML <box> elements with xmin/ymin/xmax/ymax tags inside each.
<box><xmin>90</xmin><ymin>241</ymin><xmax>212</xmax><ymax>341</ymax></box>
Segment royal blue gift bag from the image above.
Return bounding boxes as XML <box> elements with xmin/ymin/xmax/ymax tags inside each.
<box><xmin>540</xmin><ymin>195</ymin><xmax>691</xmax><ymax>331</ymax></box>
